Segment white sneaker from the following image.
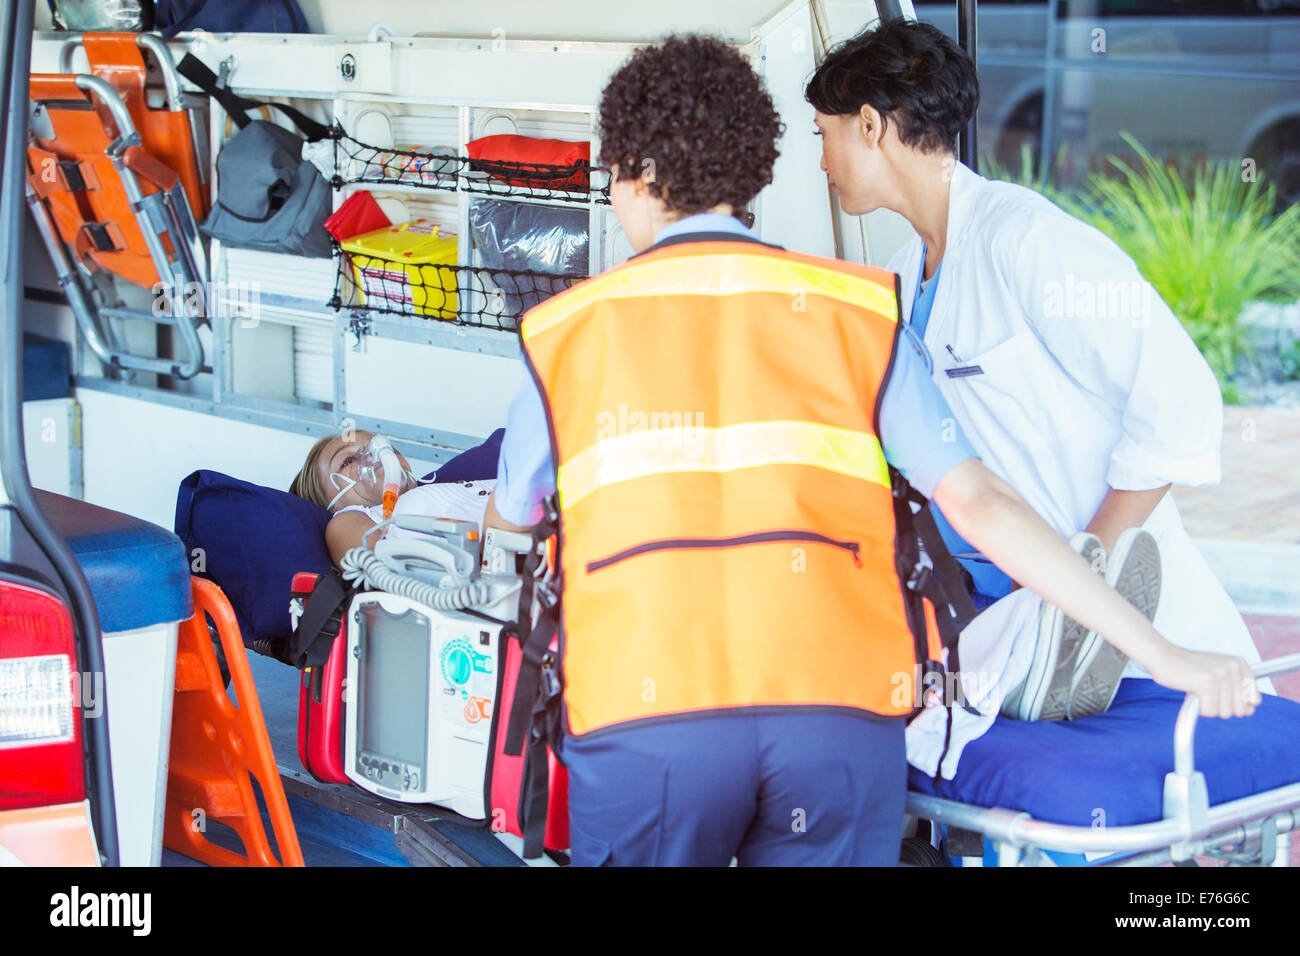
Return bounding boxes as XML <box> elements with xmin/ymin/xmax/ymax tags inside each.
<box><xmin>1067</xmin><ymin>528</ymin><xmax>1162</xmax><ymax>719</ymax></box>
<box><xmin>1001</xmin><ymin>532</ymin><xmax>1105</xmax><ymax>722</ymax></box>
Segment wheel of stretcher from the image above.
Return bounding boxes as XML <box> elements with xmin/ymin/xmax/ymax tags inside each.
<box><xmin>899</xmin><ymin>836</ymin><xmax>950</xmax><ymax>867</ymax></box>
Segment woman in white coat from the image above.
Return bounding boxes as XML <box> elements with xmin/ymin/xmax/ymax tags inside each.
<box><xmin>806</xmin><ymin>18</ymin><xmax>1266</xmax><ymax>779</ymax></box>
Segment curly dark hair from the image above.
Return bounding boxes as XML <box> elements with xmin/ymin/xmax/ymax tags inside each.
<box><xmin>804</xmin><ymin>18</ymin><xmax>978</xmax><ymax>156</ymax></box>
<box><xmin>598</xmin><ymin>35</ymin><xmax>783</xmax><ymax>215</ymax></box>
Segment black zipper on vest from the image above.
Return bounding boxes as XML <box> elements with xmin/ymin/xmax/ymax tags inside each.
<box><xmin>585</xmin><ymin>530</ymin><xmax>862</xmax><ymax>573</ymax></box>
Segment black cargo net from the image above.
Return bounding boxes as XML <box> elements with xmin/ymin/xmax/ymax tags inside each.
<box><xmin>330</xmin><ymin>246</ymin><xmax>583</xmax><ymax>330</ymax></box>
<box><xmin>332</xmin><ymin>132</ymin><xmax>611</xmax><ymax>203</ymax></box>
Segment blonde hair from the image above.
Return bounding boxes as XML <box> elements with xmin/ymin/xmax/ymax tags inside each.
<box><xmin>289</xmin><ymin>435</ymin><xmax>337</xmax><ymax>510</ymax></box>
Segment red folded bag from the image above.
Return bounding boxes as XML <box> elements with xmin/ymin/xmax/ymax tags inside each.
<box><xmin>466</xmin><ymin>135</ymin><xmax>590</xmax><ymax>191</ymax></box>
<box><xmin>324</xmin><ymin>190</ymin><xmax>392</xmax><ymax>242</ymax></box>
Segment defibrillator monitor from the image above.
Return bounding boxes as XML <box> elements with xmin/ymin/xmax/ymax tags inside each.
<box><xmin>353</xmin><ymin>600</ymin><xmax>431</xmax><ymax>796</ymax></box>
<box><xmin>343</xmin><ymin>590</ymin><xmax>514</xmax><ymax>818</ymax></box>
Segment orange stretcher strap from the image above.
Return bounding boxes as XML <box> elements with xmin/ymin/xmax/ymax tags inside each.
<box><xmin>122</xmin><ymin>144</ymin><xmax>180</xmax><ymax>192</ymax></box>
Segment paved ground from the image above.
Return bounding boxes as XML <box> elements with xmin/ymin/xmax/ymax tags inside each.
<box><xmin>1172</xmin><ymin>403</ymin><xmax>1300</xmax><ymax>679</ymax></box>
<box><xmin>1174</xmin><ymin>405</ymin><xmax>1300</xmax><ymax>545</ymax></box>
<box><xmin>1171</xmin><ymin>404</ymin><xmax>1300</xmax><ymax>866</ymax></box>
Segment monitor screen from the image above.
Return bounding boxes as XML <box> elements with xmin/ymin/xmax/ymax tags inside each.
<box><xmin>357</xmin><ymin>603</ymin><xmax>430</xmax><ymax>769</ymax></box>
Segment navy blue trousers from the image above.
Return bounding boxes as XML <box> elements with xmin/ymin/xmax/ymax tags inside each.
<box><xmin>559</xmin><ymin>712</ymin><xmax>906</xmax><ymax>866</ymax></box>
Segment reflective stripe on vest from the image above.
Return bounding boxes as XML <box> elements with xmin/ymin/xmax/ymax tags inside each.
<box><xmin>521</xmin><ymin>240</ymin><xmax>921</xmax><ymax>736</ymax></box>
<box><xmin>556</xmin><ymin>419</ymin><xmax>891</xmax><ymax>510</ymax></box>
<box><xmin>520</xmin><ymin>250</ymin><xmax>898</xmax><ymax>341</ymax></box>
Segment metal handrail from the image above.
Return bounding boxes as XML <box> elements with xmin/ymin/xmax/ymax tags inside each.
<box><xmin>1173</xmin><ymin>652</ymin><xmax>1300</xmax><ymax>777</ymax></box>
<box><xmin>908</xmin><ymin>784</ymin><xmax>1300</xmax><ymax>859</ymax></box>
<box><xmin>1164</xmin><ymin>651</ymin><xmax>1300</xmax><ymax>860</ymax></box>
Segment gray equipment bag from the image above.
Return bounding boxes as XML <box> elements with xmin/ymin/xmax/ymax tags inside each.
<box><xmin>178</xmin><ymin>53</ymin><xmax>333</xmax><ymax>259</ymax></box>
<box><xmin>203</xmin><ymin>121</ymin><xmax>333</xmax><ymax>259</ymax></box>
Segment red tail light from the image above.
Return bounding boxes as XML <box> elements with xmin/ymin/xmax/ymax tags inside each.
<box><xmin>0</xmin><ymin>579</ymin><xmax>85</xmax><ymax>810</ymax></box>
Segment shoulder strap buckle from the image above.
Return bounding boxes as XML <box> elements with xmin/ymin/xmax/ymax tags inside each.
<box><xmin>535</xmin><ymin>577</ymin><xmax>560</xmax><ymax>611</ymax></box>
<box><xmin>919</xmin><ymin>659</ymin><xmax>947</xmax><ymax>710</ymax></box>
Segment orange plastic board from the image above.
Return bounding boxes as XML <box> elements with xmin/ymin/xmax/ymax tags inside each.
<box><xmin>164</xmin><ymin>578</ymin><xmax>304</xmax><ymax>867</ymax></box>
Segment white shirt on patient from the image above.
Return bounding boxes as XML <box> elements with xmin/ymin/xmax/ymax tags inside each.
<box><xmin>336</xmin><ymin>479</ymin><xmax>494</xmax><ymax>541</ymax></box>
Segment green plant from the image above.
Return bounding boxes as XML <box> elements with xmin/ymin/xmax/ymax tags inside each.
<box><xmin>1281</xmin><ymin>338</ymin><xmax>1300</xmax><ymax>382</ymax></box>
<box><xmin>978</xmin><ymin>143</ymin><xmax>1068</xmax><ymax>203</ymax></box>
<box><xmin>1057</xmin><ymin>134</ymin><xmax>1300</xmax><ymax>394</ymax></box>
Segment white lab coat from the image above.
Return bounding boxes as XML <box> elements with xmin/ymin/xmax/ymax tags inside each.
<box><xmin>899</xmin><ymin>162</ymin><xmax>1264</xmax><ymax>779</ymax></box>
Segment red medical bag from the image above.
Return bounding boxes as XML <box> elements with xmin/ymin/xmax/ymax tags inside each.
<box><xmin>487</xmin><ymin>629</ymin><xmax>569</xmax><ymax>853</ymax></box>
<box><xmin>465</xmin><ymin>135</ymin><xmax>590</xmax><ymax>190</ymax></box>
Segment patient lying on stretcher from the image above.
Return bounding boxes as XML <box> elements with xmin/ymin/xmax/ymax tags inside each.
<box><xmin>290</xmin><ymin>430</ymin><xmax>496</xmax><ymax>565</ymax></box>
<box><xmin>292</xmin><ymin>431</ymin><xmax>1262</xmax><ymax>744</ymax></box>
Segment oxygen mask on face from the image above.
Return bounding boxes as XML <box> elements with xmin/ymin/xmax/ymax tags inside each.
<box><xmin>326</xmin><ymin>435</ymin><xmax>409</xmax><ymax>517</ymax></box>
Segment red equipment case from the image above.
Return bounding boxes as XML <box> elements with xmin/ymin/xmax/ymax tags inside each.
<box><xmin>487</xmin><ymin>630</ymin><xmax>569</xmax><ymax>853</ymax></box>
<box><xmin>292</xmin><ymin>572</ymin><xmax>351</xmax><ymax>785</ymax></box>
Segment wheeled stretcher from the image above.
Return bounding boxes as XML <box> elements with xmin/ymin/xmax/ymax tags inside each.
<box><xmin>906</xmin><ymin>654</ymin><xmax>1300</xmax><ymax>866</ymax></box>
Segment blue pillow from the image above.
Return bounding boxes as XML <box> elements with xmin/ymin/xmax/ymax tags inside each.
<box><xmin>173</xmin><ymin>434</ymin><xmax>505</xmax><ymax>646</ymax></box>
<box><xmin>175</xmin><ymin>470</ymin><xmax>333</xmax><ymax>645</ymax></box>
<box><xmin>423</xmin><ymin>428</ymin><xmax>505</xmax><ymax>484</ymax></box>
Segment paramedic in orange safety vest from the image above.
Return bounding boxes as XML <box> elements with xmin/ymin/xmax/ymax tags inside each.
<box><xmin>484</xmin><ymin>35</ymin><xmax>1258</xmax><ymax>867</ymax></box>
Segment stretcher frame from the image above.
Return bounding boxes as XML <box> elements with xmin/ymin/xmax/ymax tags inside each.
<box><xmin>57</xmin><ymin>33</ymin><xmax>211</xmax><ymax>200</ymax></box>
<box><xmin>905</xmin><ymin>652</ymin><xmax>1300</xmax><ymax>867</ymax></box>
<box><xmin>26</xmin><ymin>35</ymin><xmax>206</xmax><ymax>379</ymax></box>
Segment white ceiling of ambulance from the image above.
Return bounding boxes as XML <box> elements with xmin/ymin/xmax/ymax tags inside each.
<box><xmin>297</xmin><ymin>0</ymin><xmax>881</xmax><ymax>43</ymax></box>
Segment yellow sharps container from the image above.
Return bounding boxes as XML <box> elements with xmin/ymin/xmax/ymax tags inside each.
<box><xmin>342</xmin><ymin>219</ymin><xmax>458</xmax><ymax>319</ymax></box>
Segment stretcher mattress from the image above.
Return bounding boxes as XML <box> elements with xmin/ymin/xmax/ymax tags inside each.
<box><xmin>909</xmin><ymin>679</ymin><xmax>1300</xmax><ymax>827</ymax></box>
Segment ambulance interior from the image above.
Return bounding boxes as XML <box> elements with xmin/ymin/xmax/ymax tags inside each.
<box><xmin>8</xmin><ymin>0</ymin><xmax>1300</xmax><ymax>868</ymax></box>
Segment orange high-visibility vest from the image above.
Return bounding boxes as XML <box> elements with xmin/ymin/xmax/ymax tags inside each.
<box><xmin>520</xmin><ymin>236</ymin><xmax>927</xmax><ymax>737</ymax></box>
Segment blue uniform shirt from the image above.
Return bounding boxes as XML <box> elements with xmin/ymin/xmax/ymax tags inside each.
<box><xmin>495</xmin><ymin>216</ymin><xmax>979</xmax><ymax>526</ymax></box>
<box><xmin>910</xmin><ymin>243</ymin><xmax>1014</xmax><ymax>602</ymax></box>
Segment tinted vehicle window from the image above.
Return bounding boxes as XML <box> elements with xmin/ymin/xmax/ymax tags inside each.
<box><xmin>914</xmin><ymin>1</ymin><xmax>1300</xmax><ymax>207</ymax></box>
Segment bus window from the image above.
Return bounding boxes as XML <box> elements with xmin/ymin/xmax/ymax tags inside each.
<box><xmin>914</xmin><ymin>1</ymin><xmax>1300</xmax><ymax>207</ymax></box>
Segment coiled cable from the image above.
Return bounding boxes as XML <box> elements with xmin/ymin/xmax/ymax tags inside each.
<box><xmin>339</xmin><ymin>545</ymin><xmax>498</xmax><ymax>611</ymax></box>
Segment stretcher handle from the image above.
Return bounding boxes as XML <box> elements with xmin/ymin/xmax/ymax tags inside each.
<box><xmin>58</xmin><ymin>34</ymin><xmax>186</xmax><ymax>113</ymax></box>
<box><xmin>72</xmin><ymin>73</ymin><xmax>139</xmax><ymax>145</ymax></box>
<box><xmin>1172</xmin><ymin>651</ymin><xmax>1300</xmax><ymax>779</ymax></box>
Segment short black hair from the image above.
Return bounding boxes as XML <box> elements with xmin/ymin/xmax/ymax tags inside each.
<box><xmin>804</xmin><ymin>18</ymin><xmax>978</xmax><ymax>156</ymax></box>
<box><xmin>598</xmin><ymin>34</ymin><xmax>783</xmax><ymax>215</ymax></box>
